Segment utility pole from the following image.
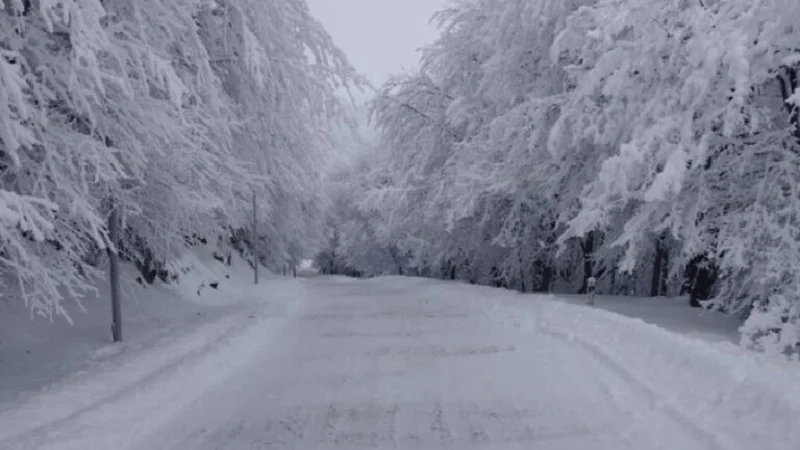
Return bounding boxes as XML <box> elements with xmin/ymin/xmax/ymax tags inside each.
<box><xmin>108</xmin><ymin>206</ymin><xmax>122</xmax><ymax>342</ymax></box>
<box><xmin>252</xmin><ymin>191</ymin><xmax>259</xmax><ymax>284</ymax></box>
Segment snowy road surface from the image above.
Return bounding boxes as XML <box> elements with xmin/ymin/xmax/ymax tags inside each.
<box><xmin>124</xmin><ymin>277</ymin><xmax>721</xmax><ymax>450</ymax></box>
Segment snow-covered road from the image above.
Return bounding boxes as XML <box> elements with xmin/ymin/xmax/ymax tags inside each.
<box><xmin>130</xmin><ymin>277</ymin><xmax>719</xmax><ymax>450</ymax></box>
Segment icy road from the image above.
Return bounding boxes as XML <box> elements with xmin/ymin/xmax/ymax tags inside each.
<box><xmin>131</xmin><ymin>277</ymin><xmax>721</xmax><ymax>450</ymax></box>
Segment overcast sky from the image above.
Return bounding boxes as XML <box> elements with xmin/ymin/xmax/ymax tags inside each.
<box><xmin>307</xmin><ymin>0</ymin><xmax>446</xmax><ymax>91</ymax></box>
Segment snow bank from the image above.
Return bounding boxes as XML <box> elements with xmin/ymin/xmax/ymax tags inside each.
<box><xmin>477</xmin><ymin>289</ymin><xmax>800</xmax><ymax>450</ymax></box>
<box><xmin>0</xmin><ymin>247</ymin><xmax>301</xmax><ymax>449</ymax></box>
<box><xmin>0</xmin><ymin>288</ymin><xmax>303</xmax><ymax>450</ymax></box>
<box><xmin>0</xmin><ymin>246</ymin><xmax>270</xmax><ymax>412</ymax></box>
<box><xmin>532</xmin><ymin>293</ymin><xmax>741</xmax><ymax>343</ymax></box>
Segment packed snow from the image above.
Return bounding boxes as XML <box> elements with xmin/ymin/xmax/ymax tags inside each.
<box><xmin>2</xmin><ymin>275</ymin><xmax>798</xmax><ymax>450</ymax></box>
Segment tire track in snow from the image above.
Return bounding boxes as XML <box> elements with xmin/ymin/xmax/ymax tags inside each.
<box><xmin>130</xmin><ymin>278</ymin><xmax>724</xmax><ymax>449</ymax></box>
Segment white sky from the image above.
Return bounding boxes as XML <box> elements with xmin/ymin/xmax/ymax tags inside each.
<box><xmin>307</xmin><ymin>0</ymin><xmax>446</xmax><ymax>90</ymax></box>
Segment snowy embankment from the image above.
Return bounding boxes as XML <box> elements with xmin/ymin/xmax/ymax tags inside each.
<box><xmin>447</xmin><ymin>284</ymin><xmax>800</xmax><ymax>450</ymax></box>
<box><xmin>0</xmin><ymin>249</ymin><xmax>300</xmax><ymax>448</ymax></box>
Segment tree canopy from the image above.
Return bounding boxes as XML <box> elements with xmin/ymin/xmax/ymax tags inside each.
<box><xmin>0</xmin><ymin>0</ymin><xmax>362</xmax><ymax>321</ymax></box>
<box><xmin>320</xmin><ymin>0</ymin><xmax>800</xmax><ymax>355</ymax></box>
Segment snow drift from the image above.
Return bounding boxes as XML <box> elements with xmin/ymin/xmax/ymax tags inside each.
<box><xmin>0</xmin><ymin>246</ymin><xmax>268</xmax><ymax>413</ymax></box>
<box><xmin>0</xmin><ymin>247</ymin><xmax>295</xmax><ymax>448</ymax></box>
<box><xmin>472</xmin><ymin>287</ymin><xmax>800</xmax><ymax>450</ymax></box>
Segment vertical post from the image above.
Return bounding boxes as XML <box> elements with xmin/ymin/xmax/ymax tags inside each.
<box><xmin>252</xmin><ymin>191</ymin><xmax>259</xmax><ymax>284</ymax></box>
<box><xmin>108</xmin><ymin>207</ymin><xmax>122</xmax><ymax>342</ymax></box>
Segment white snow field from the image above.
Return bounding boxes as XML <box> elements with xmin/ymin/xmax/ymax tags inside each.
<box><xmin>2</xmin><ymin>275</ymin><xmax>800</xmax><ymax>449</ymax></box>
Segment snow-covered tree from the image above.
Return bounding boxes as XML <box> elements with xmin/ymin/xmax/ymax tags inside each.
<box><xmin>198</xmin><ymin>0</ymin><xmax>364</xmax><ymax>270</ymax></box>
<box><xmin>0</xmin><ymin>0</ymin><xmax>361</xmax><ymax>321</ymax></box>
<box><xmin>326</xmin><ymin>0</ymin><xmax>800</xmax><ymax>355</ymax></box>
<box><xmin>553</xmin><ymin>0</ymin><xmax>800</xmax><ymax>354</ymax></box>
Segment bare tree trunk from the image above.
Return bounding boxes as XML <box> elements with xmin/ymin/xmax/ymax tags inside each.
<box><xmin>542</xmin><ymin>262</ymin><xmax>553</xmax><ymax>292</ymax></box>
<box><xmin>650</xmin><ymin>233</ymin><xmax>668</xmax><ymax>297</ymax></box>
<box><xmin>579</xmin><ymin>231</ymin><xmax>595</xmax><ymax>294</ymax></box>
<box><xmin>685</xmin><ymin>254</ymin><xmax>718</xmax><ymax>307</ymax></box>
<box><xmin>610</xmin><ymin>265</ymin><xmax>617</xmax><ymax>295</ymax></box>
<box><xmin>778</xmin><ymin>65</ymin><xmax>800</xmax><ymax>140</ymax></box>
<box><xmin>661</xmin><ymin>249</ymin><xmax>669</xmax><ymax>296</ymax></box>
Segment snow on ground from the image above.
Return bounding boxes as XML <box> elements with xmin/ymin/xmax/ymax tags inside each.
<box><xmin>0</xmin><ymin>279</ymin><xmax>304</xmax><ymax>450</ymax></box>
<box><xmin>0</xmin><ymin>247</ymin><xmax>273</xmax><ymax>423</ymax></box>
<box><xmin>463</xmin><ymin>282</ymin><xmax>800</xmax><ymax>449</ymax></box>
<box><xmin>2</xmin><ymin>274</ymin><xmax>799</xmax><ymax>449</ymax></box>
<box><xmin>534</xmin><ymin>292</ymin><xmax>742</xmax><ymax>343</ymax></box>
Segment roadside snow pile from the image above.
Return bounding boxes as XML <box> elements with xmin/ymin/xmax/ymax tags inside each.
<box><xmin>0</xmin><ymin>246</ymin><xmax>268</xmax><ymax>413</ymax></box>
<box><xmin>474</xmin><ymin>288</ymin><xmax>800</xmax><ymax>450</ymax></box>
<box><xmin>0</xmin><ymin>287</ymin><xmax>304</xmax><ymax>450</ymax></box>
<box><xmin>0</xmin><ymin>310</ymin><xmax>261</xmax><ymax>446</ymax></box>
<box><xmin>533</xmin><ymin>293</ymin><xmax>741</xmax><ymax>343</ymax></box>
<box><xmin>0</xmin><ymin>246</ymin><xmax>297</xmax><ymax>449</ymax></box>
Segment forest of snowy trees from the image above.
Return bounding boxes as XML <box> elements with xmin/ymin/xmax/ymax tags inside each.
<box><xmin>4</xmin><ymin>0</ymin><xmax>800</xmax><ymax>357</ymax></box>
<box><xmin>317</xmin><ymin>0</ymin><xmax>800</xmax><ymax>355</ymax></box>
<box><xmin>0</xmin><ymin>0</ymin><xmax>361</xmax><ymax>322</ymax></box>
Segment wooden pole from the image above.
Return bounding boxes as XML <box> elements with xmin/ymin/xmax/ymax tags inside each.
<box><xmin>252</xmin><ymin>191</ymin><xmax>259</xmax><ymax>284</ymax></box>
<box><xmin>109</xmin><ymin>207</ymin><xmax>122</xmax><ymax>342</ymax></box>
